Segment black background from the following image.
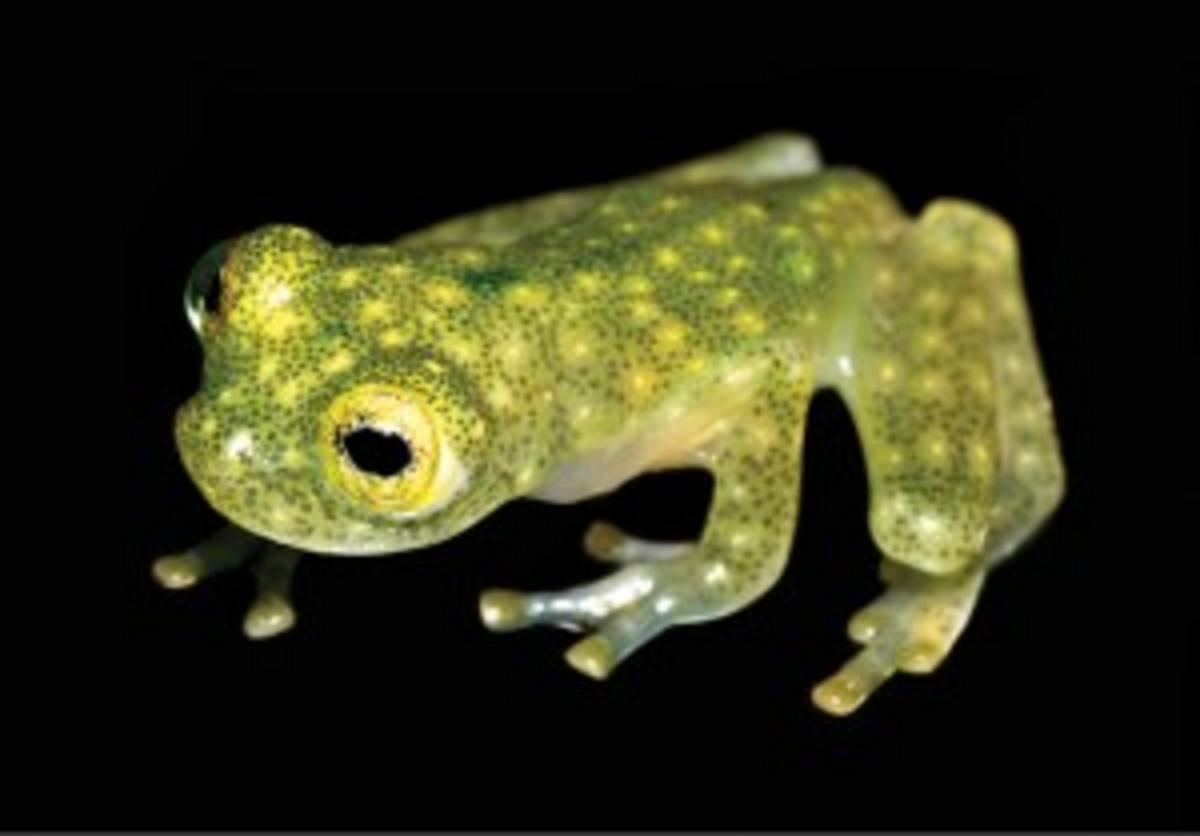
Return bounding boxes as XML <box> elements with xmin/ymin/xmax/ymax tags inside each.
<box><xmin>77</xmin><ymin>59</ymin><xmax>1198</xmax><ymax>828</ymax></box>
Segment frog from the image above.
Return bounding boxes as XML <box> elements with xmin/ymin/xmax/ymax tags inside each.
<box><xmin>152</xmin><ymin>132</ymin><xmax>1065</xmax><ymax>716</ymax></box>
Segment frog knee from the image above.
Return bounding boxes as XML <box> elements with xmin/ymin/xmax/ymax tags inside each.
<box><xmin>914</xmin><ymin>198</ymin><xmax>1019</xmax><ymax>271</ymax></box>
<box><xmin>868</xmin><ymin>492</ymin><xmax>988</xmax><ymax>575</ymax></box>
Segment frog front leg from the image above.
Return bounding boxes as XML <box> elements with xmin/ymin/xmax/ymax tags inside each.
<box><xmin>480</xmin><ymin>364</ymin><xmax>809</xmax><ymax>679</ymax></box>
<box><xmin>151</xmin><ymin>525</ymin><xmax>304</xmax><ymax>639</ymax></box>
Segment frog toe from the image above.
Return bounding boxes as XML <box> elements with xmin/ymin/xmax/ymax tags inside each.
<box><xmin>814</xmin><ymin>564</ymin><xmax>986</xmax><ymax>717</ymax></box>
<box><xmin>242</xmin><ymin>543</ymin><xmax>302</xmax><ymax>640</ymax></box>
<box><xmin>150</xmin><ymin>525</ymin><xmax>261</xmax><ymax>589</ymax></box>
<box><xmin>582</xmin><ymin>520</ymin><xmax>693</xmax><ymax>564</ymax></box>
<box><xmin>243</xmin><ymin>593</ymin><xmax>296</xmax><ymax>639</ymax></box>
<box><xmin>564</xmin><ymin>603</ymin><xmax>673</xmax><ymax>680</ymax></box>
<box><xmin>478</xmin><ymin>588</ymin><xmax>542</xmax><ymax>632</ymax></box>
<box><xmin>151</xmin><ymin>554</ymin><xmax>204</xmax><ymax>589</ymax></box>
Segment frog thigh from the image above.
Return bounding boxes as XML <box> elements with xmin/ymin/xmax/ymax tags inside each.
<box><xmin>833</xmin><ymin>199</ymin><xmax>1065</xmax><ymax>574</ymax></box>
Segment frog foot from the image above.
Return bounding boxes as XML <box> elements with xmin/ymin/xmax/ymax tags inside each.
<box><xmin>152</xmin><ymin>525</ymin><xmax>302</xmax><ymax>640</ymax></box>
<box><xmin>811</xmin><ymin>561</ymin><xmax>985</xmax><ymax>716</ymax></box>
<box><xmin>480</xmin><ymin>524</ymin><xmax>707</xmax><ymax>679</ymax></box>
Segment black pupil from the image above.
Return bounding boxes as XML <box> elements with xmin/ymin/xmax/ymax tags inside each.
<box><xmin>342</xmin><ymin>427</ymin><xmax>412</xmax><ymax>476</ymax></box>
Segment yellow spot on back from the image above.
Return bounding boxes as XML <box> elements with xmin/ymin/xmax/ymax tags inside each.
<box><xmin>384</xmin><ymin>263</ymin><xmax>411</xmax><ymax>280</ymax></box>
<box><xmin>257</xmin><ymin>356</ymin><xmax>281</xmax><ymax>384</ymax></box>
<box><xmin>258</xmin><ymin>307</ymin><xmax>312</xmax><ymax>340</ymax></box>
<box><xmin>274</xmin><ymin>372</ymin><xmax>317</xmax><ymax>407</ymax></box>
<box><xmin>506</xmin><ymin>284</ymin><xmax>550</xmax><ymax>308</ymax></box>
<box><xmin>654</xmin><ymin>320</ymin><xmax>690</xmax><ymax>350</ymax></box>
<box><xmin>322</xmin><ymin>348</ymin><xmax>355</xmax><ymax>376</ymax></box>
<box><xmin>698</xmin><ymin>223</ymin><xmax>729</xmax><ymax>245</ymax></box>
<box><xmin>424</xmin><ymin>279</ymin><xmax>470</xmax><ymax>307</ymax></box>
<box><xmin>726</xmin><ymin>254</ymin><xmax>752</xmax><ymax>272</ymax></box>
<box><xmin>714</xmin><ymin>287</ymin><xmax>741</xmax><ymax>307</ymax></box>
<box><xmin>656</xmin><ymin>195</ymin><xmax>685</xmax><ymax>212</ymax></box>
<box><xmin>625</xmin><ymin>368</ymin><xmax>656</xmax><ymax>399</ymax></box>
<box><xmin>733</xmin><ymin>308</ymin><xmax>766</xmax><ymax>335</ymax></box>
<box><xmin>622</xmin><ymin>274</ymin><xmax>653</xmax><ymax>295</ymax></box>
<box><xmin>629</xmin><ymin>299</ymin><xmax>661</xmax><ymax>322</ymax></box>
<box><xmin>572</xmin><ymin>271</ymin><xmax>603</xmax><ymax>294</ymax></box>
<box><xmin>337</xmin><ymin>268</ymin><xmax>364</xmax><ymax>289</ymax></box>
<box><xmin>486</xmin><ymin>381</ymin><xmax>515</xmax><ymax>411</ymax></box>
<box><xmin>443</xmin><ymin>334</ymin><xmax>479</xmax><ymax>363</ymax></box>
<box><xmin>499</xmin><ymin>337</ymin><xmax>529</xmax><ymax>367</ymax></box>
<box><xmin>378</xmin><ymin>327</ymin><xmax>411</xmax><ymax>348</ymax></box>
<box><xmin>359</xmin><ymin>298</ymin><xmax>392</xmax><ymax>325</ymax></box>
<box><xmin>654</xmin><ymin>247</ymin><xmax>682</xmax><ymax>269</ymax></box>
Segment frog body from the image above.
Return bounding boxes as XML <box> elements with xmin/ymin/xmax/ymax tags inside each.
<box><xmin>154</xmin><ymin>133</ymin><xmax>1065</xmax><ymax>715</ymax></box>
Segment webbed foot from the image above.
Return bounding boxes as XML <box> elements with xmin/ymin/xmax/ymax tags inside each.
<box><xmin>812</xmin><ymin>561</ymin><xmax>985</xmax><ymax>716</ymax></box>
<box><xmin>152</xmin><ymin>525</ymin><xmax>303</xmax><ymax>640</ymax></box>
<box><xmin>480</xmin><ymin>523</ymin><xmax>726</xmax><ymax>679</ymax></box>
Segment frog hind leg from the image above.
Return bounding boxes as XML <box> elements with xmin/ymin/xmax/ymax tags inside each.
<box><xmin>813</xmin><ymin>199</ymin><xmax>1066</xmax><ymax>716</ymax></box>
<box><xmin>152</xmin><ymin>525</ymin><xmax>305</xmax><ymax>640</ymax></box>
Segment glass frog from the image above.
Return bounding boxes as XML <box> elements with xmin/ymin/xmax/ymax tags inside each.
<box><xmin>152</xmin><ymin>133</ymin><xmax>1065</xmax><ymax>716</ymax></box>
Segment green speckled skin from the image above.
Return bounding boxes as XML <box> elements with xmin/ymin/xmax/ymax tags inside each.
<box><xmin>156</xmin><ymin>134</ymin><xmax>1065</xmax><ymax>715</ymax></box>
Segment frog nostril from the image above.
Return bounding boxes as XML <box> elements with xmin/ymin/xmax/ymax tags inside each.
<box><xmin>341</xmin><ymin>427</ymin><xmax>413</xmax><ymax>477</ymax></box>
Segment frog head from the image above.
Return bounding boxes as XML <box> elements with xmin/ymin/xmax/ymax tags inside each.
<box><xmin>174</xmin><ymin>225</ymin><xmax>512</xmax><ymax>554</ymax></box>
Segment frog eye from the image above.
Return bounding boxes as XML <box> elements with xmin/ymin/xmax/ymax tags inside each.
<box><xmin>320</xmin><ymin>384</ymin><xmax>447</xmax><ymax>514</ymax></box>
<box><xmin>184</xmin><ymin>239</ymin><xmax>232</xmax><ymax>333</ymax></box>
<box><xmin>341</xmin><ymin>426</ymin><xmax>413</xmax><ymax>477</ymax></box>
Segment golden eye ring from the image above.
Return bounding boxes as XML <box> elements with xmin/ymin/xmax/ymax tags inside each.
<box><xmin>320</xmin><ymin>384</ymin><xmax>441</xmax><ymax>513</ymax></box>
